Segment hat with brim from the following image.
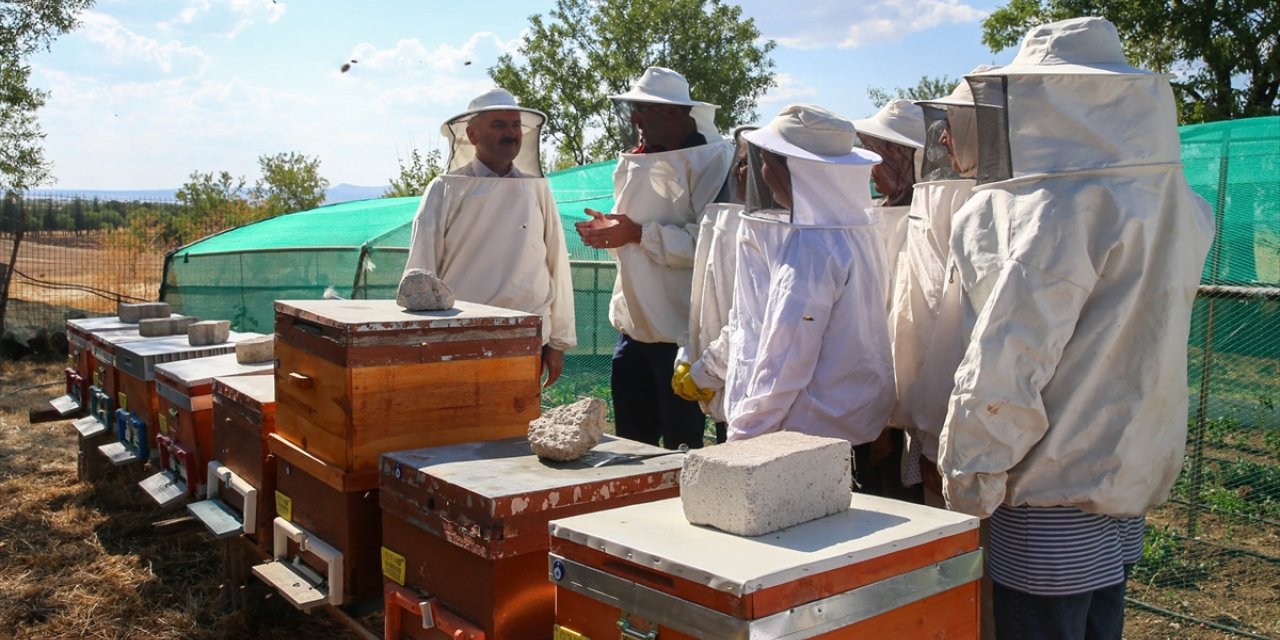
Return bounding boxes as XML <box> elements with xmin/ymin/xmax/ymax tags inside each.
<box><xmin>916</xmin><ymin>65</ymin><xmax>1001</xmax><ymax>109</ymax></box>
<box><xmin>975</xmin><ymin>17</ymin><xmax>1154</xmax><ymax>76</ymax></box>
<box><xmin>743</xmin><ymin>104</ymin><xmax>880</xmax><ymax>166</ymax></box>
<box><xmin>440</xmin><ymin>88</ymin><xmax>546</xmax><ymax>138</ymax></box>
<box><xmin>609</xmin><ymin>66</ymin><xmax>718</xmax><ymax>109</ymax></box>
<box><xmin>853</xmin><ymin>99</ymin><xmax>925</xmax><ymax>149</ymax></box>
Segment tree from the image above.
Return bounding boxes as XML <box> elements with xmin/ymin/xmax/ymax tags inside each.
<box><xmin>490</xmin><ymin>0</ymin><xmax>776</xmax><ymax>167</ymax></box>
<box><xmin>175</xmin><ymin>170</ymin><xmax>262</xmax><ymax>241</ymax></box>
<box><xmin>383</xmin><ymin>148</ymin><xmax>442</xmax><ymax>197</ymax></box>
<box><xmin>250</xmin><ymin>152</ymin><xmax>329</xmax><ymax>216</ymax></box>
<box><xmin>1</xmin><ymin>1</ymin><xmax>95</xmax><ymax>192</ymax></box>
<box><xmin>868</xmin><ymin>76</ymin><xmax>961</xmax><ymax>109</ymax></box>
<box><xmin>980</xmin><ymin>0</ymin><xmax>1279</xmax><ymax>123</ymax></box>
<box><xmin>176</xmin><ymin>170</ymin><xmax>247</xmax><ymax>213</ymax></box>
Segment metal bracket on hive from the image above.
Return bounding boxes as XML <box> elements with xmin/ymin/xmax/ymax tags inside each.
<box><xmin>187</xmin><ymin>460</ymin><xmax>258</xmax><ymax>539</ymax></box>
<box><xmin>252</xmin><ymin>517</ymin><xmax>344</xmax><ymax>611</ymax></box>
<box><xmin>383</xmin><ymin>581</ymin><xmax>487</xmax><ymax>640</ymax></box>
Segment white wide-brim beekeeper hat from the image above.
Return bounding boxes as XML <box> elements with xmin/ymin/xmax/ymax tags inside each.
<box><xmin>743</xmin><ymin>104</ymin><xmax>880</xmax><ymax>165</ymax></box>
<box><xmin>853</xmin><ymin>99</ymin><xmax>926</xmax><ymax>150</ymax></box>
<box><xmin>440</xmin><ymin>88</ymin><xmax>547</xmax><ymax>175</ymax></box>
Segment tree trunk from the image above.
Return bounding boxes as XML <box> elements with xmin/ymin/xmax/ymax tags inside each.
<box><xmin>0</xmin><ymin>226</ymin><xmax>24</xmax><ymax>332</ymax></box>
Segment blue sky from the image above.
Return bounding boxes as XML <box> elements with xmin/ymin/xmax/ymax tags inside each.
<box><xmin>29</xmin><ymin>0</ymin><xmax>1014</xmax><ymax>189</ymax></box>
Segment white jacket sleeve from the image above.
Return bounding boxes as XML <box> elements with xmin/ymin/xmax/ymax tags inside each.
<box><xmin>402</xmin><ymin>179</ymin><xmax>447</xmax><ymax>278</ymax></box>
<box><xmin>689</xmin><ymin>323</ymin><xmax>730</xmax><ymax>391</ymax></box>
<box><xmin>639</xmin><ymin>221</ymin><xmax>700</xmax><ymax>269</ymax></box>
<box><xmin>728</xmin><ymin>244</ymin><xmax>837</xmax><ymax>441</ymax></box>
<box><xmin>543</xmin><ymin>194</ymin><xmax>577</xmax><ymax>351</ymax></box>
<box><xmin>938</xmin><ymin>258</ymin><xmax>1093</xmax><ymax>518</ymax></box>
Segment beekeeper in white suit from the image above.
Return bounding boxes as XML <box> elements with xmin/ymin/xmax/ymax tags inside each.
<box><xmin>886</xmin><ymin>67</ymin><xmax>994</xmax><ymax>506</ymax></box>
<box><xmin>936</xmin><ymin>18</ymin><xmax>1214</xmax><ymax>636</ymax></box>
<box><xmin>404</xmin><ymin>88</ymin><xmax>576</xmax><ymax>386</ymax></box>
<box><xmin>723</xmin><ymin>104</ymin><xmax>894</xmax><ymax>451</ymax></box>
<box><xmin>575</xmin><ymin>67</ymin><xmax>733</xmax><ymax>451</ymax></box>
<box><xmin>671</xmin><ymin>126</ymin><xmax>757</xmax><ymax>443</ymax></box>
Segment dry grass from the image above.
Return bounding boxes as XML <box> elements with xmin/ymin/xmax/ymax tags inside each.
<box><xmin>1</xmin><ymin>232</ymin><xmax>163</xmax><ymax>315</ymax></box>
<box><xmin>0</xmin><ymin>360</ymin><xmax>361</xmax><ymax>640</ymax></box>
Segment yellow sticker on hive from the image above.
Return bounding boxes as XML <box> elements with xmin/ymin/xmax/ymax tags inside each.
<box><xmin>117</xmin><ymin>392</ymin><xmax>128</xmax><ymax>412</ymax></box>
<box><xmin>275</xmin><ymin>491</ymin><xmax>292</xmax><ymax>521</ymax></box>
<box><xmin>67</xmin><ymin>355</ymin><xmax>74</xmax><ymax>368</ymax></box>
<box><xmin>94</xmin><ymin>372</ymin><xmax>102</xmax><ymax>387</ymax></box>
<box><xmin>158</xmin><ymin>413</ymin><xmax>168</xmax><ymax>434</ymax></box>
<box><xmin>380</xmin><ymin>547</ymin><xmax>406</xmax><ymax>585</ymax></box>
<box><xmin>552</xmin><ymin>625</ymin><xmax>588</xmax><ymax>640</ymax></box>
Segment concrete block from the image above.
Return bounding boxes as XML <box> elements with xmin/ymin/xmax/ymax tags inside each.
<box><xmin>118</xmin><ymin>302</ymin><xmax>170</xmax><ymax>324</ymax></box>
<box><xmin>138</xmin><ymin>317</ymin><xmax>173</xmax><ymax>337</ymax></box>
<box><xmin>187</xmin><ymin>320</ymin><xmax>231</xmax><ymax>346</ymax></box>
<box><xmin>529</xmin><ymin>398</ymin><xmax>607</xmax><ymax>461</ymax></box>
<box><xmin>236</xmin><ymin>335</ymin><xmax>274</xmax><ymax>364</ymax></box>
<box><xmin>680</xmin><ymin>431</ymin><xmax>851</xmax><ymax>536</ymax></box>
<box><xmin>170</xmin><ymin>315</ymin><xmax>198</xmax><ymax>334</ymax></box>
<box><xmin>397</xmin><ymin>268</ymin><xmax>455</xmax><ymax>311</ymax></box>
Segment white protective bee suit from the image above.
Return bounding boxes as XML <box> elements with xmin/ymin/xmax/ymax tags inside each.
<box><xmin>725</xmin><ymin>105</ymin><xmax>895</xmax><ymax>445</ymax></box>
<box><xmin>885</xmin><ymin>70</ymin><xmax>994</xmax><ymax>454</ymax></box>
<box><xmin>403</xmin><ymin>89</ymin><xmax>576</xmax><ymax>352</ymax></box>
<box><xmin>854</xmin><ymin>99</ymin><xmax>927</xmax><ymax>307</ymax></box>
<box><xmin>937</xmin><ymin>19</ymin><xmax>1215</xmax><ymax>519</ymax></box>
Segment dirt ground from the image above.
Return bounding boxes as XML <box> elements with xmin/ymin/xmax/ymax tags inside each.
<box><xmin>0</xmin><ymin>359</ymin><xmax>1261</xmax><ymax>639</ymax></box>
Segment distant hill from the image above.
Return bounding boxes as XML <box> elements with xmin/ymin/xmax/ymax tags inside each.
<box><xmin>23</xmin><ymin>183</ymin><xmax>392</xmax><ymax>206</ymax></box>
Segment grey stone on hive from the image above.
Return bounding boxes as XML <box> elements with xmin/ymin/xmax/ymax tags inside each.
<box><xmin>680</xmin><ymin>431</ymin><xmax>852</xmax><ymax>537</ymax></box>
<box><xmin>188</xmin><ymin>320</ymin><xmax>231</xmax><ymax>346</ymax></box>
<box><xmin>138</xmin><ymin>317</ymin><xmax>173</xmax><ymax>337</ymax></box>
<box><xmin>236</xmin><ymin>335</ymin><xmax>274</xmax><ymax>364</ymax></box>
<box><xmin>118</xmin><ymin>302</ymin><xmax>171</xmax><ymax>324</ymax></box>
<box><xmin>397</xmin><ymin>269</ymin><xmax>455</xmax><ymax>311</ymax></box>
<box><xmin>528</xmin><ymin>397</ymin><xmax>608</xmax><ymax>462</ymax></box>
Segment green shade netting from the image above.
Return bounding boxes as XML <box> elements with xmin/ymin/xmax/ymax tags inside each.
<box><xmin>162</xmin><ymin>160</ymin><xmax>619</xmax><ymax>340</ymax></box>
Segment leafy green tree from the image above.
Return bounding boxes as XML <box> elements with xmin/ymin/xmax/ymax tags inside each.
<box><xmin>383</xmin><ymin>148</ymin><xmax>443</xmax><ymax>197</ymax></box>
<box><xmin>1</xmin><ymin>0</ymin><xmax>94</xmax><ymax>192</ymax></box>
<box><xmin>868</xmin><ymin>75</ymin><xmax>960</xmax><ymax>109</ymax></box>
<box><xmin>980</xmin><ymin>0</ymin><xmax>1279</xmax><ymax>123</ymax></box>
<box><xmin>251</xmin><ymin>152</ymin><xmax>329</xmax><ymax>216</ymax></box>
<box><xmin>491</xmin><ymin>0</ymin><xmax>776</xmax><ymax>167</ymax></box>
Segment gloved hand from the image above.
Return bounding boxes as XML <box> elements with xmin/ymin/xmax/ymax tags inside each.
<box><xmin>672</xmin><ymin>362</ymin><xmax>714</xmax><ymax>403</ymax></box>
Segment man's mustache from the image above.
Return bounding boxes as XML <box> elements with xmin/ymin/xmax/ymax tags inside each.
<box><xmin>499</xmin><ymin>136</ymin><xmax>519</xmax><ymax>145</ymax></box>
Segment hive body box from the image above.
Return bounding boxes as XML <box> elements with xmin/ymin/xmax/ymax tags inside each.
<box><xmin>101</xmin><ymin>332</ymin><xmax>259</xmax><ymax>466</ymax></box>
<box><xmin>140</xmin><ymin>354</ymin><xmax>274</xmax><ymax>506</ymax></box>
<box><xmin>379</xmin><ymin>436</ymin><xmax>684</xmax><ymax>640</ymax></box>
<box><xmin>187</xmin><ymin>375</ymin><xmax>277</xmax><ymax>551</ymax></box>
<box><xmin>85</xmin><ymin>327</ymin><xmax>154</xmax><ymax>426</ymax></box>
<box><xmin>63</xmin><ymin>317</ymin><xmax>152</xmax><ymax>412</ymax></box>
<box><xmin>550</xmin><ymin>495</ymin><xmax>982</xmax><ymax>640</ymax></box>
<box><xmin>255</xmin><ymin>300</ymin><xmax>542</xmax><ymax>610</ymax></box>
<box><xmin>272</xmin><ymin>299</ymin><xmax>542</xmax><ymax>472</ymax></box>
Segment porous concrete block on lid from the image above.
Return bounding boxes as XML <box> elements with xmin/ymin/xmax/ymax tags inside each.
<box><xmin>236</xmin><ymin>335</ymin><xmax>274</xmax><ymax>364</ymax></box>
<box><xmin>187</xmin><ymin>320</ymin><xmax>231</xmax><ymax>346</ymax></box>
<box><xmin>138</xmin><ymin>317</ymin><xmax>174</xmax><ymax>337</ymax></box>
<box><xmin>118</xmin><ymin>302</ymin><xmax>170</xmax><ymax>324</ymax></box>
<box><xmin>680</xmin><ymin>431</ymin><xmax>852</xmax><ymax>537</ymax></box>
<box><xmin>170</xmin><ymin>315</ymin><xmax>198</xmax><ymax>333</ymax></box>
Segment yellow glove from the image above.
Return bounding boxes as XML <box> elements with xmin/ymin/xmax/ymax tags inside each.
<box><xmin>672</xmin><ymin>363</ymin><xmax>714</xmax><ymax>403</ymax></box>
<box><xmin>672</xmin><ymin>362</ymin><xmax>692</xmax><ymax>396</ymax></box>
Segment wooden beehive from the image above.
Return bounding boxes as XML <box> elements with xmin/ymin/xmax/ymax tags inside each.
<box><xmin>139</xmin><ymin>354</ymin><xmax>274</xmax><ymax>506</ymax></box>
<box><xmin>379</xmin><ymin>436</ymin><xmax>684</xmax><ymax>640</ymax></box>
<box><xmin>101</xmin><ymin>333</ymin><xmax>259</xmax><ymax>466</ymax></box>
<box><xmin>272</xmin><ymin>299</ymin><xmax>542</xmax><ymax>473</ymax></box>
<box><xmin>550</xmin><ymin>495</ymin><xmax>982</xmax><ymax>640</ymax></box>
<box><xmin>187</xmin><ymin>374</ymin><xmax>277</xmax><ymax>551</ymax></box>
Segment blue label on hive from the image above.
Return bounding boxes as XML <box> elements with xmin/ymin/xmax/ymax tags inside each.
<box><xmin>552</xmin><ymin>559</ymin><xmax>565</xmax><ymax>581</ymax></box>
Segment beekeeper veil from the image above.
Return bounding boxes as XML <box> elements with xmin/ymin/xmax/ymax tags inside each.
<box><xmin>441</xmin><ymin>88</ymin><xmax>547</xmax><ymax>177</ymax></box>
<box><xmin>853</xmin><ymin>100</ymin><xmax>926</xmax><ymax>205</ymax></box>
<box><xmin>609</xmin><ymin>67</ymin><xmax>724</xmax><ymax>152</ymax></box>
<box><xmin>741</xmin><ymin>104</ymin><xmax>881</xmax><ymax>226</ymax></box>
<box><xmin>915</xmin><ymin>66</ymin><xmax>998</xmax><ymax>182</ymax></box>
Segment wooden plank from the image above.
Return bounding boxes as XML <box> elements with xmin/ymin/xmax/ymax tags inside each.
<box><xmin>28</xmin><ymin>406</ymin><xmax>69</xmax><ymax>424</ymax></box>
<box><xmin>268</xmin><ymin>434</ymin><xmax>379</xmax><ymax>493</ymax></box>
<box><xmin>50</xmin><ymin>394</ymin><xmax>81</xmax><ymax>415</ymax></box>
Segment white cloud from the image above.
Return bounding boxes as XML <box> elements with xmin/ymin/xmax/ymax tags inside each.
<box><xmin>349</xmin><ymin>31</ymin><xmax>522</xmax><ymax>74</ymax></box>
<box><xmin>758</xmin><ymin>72</ymin><xmax>818</xmax><ymax>110</ymax></box>
<box><xmin>744</xmin><ymin>0</ymin><xmax>988</xmax><ymax>49</ymax></box>
<box><xmin>80</xmin><ymin>11</ymin><xmax>210</xmax><ymax>73</ymax></box>
<box><xmin>159</xmin><ymin>0</ymin><xmax>285</xmax><ymax>38</ymax></box>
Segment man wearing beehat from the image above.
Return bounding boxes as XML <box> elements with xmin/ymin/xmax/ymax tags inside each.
<box><xmin>936</xmin><ymin>18</ymin><xmax>1214</xmax><ymax>637</ymax></box>
<box><xmin>575</xmin><ymin>67</ymin><xmax>733</xmax><ymax>450</ymax></box>
<box><xmin>403</xmin><ymin>88</ymin><xmax>576</xmax><ymax>386</ymax></box>
<box><xmin>722</xmin><ymin>104</ymin><xmax>894</xmax><ymax>456</ymax></box>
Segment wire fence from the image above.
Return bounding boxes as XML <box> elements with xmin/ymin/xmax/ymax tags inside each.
<box><xmin>2</xmin><ymin>190</ymin><xmax>1278</xmax><ymax>637</ymax></box>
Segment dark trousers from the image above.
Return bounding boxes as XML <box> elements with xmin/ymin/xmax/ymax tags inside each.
<box><xmin>992</xmin><ymin>568</ymin><xmax>1129</xmax><ymax>640</ymax></box>
<box><xmin>611</xmin><ymin>333</ymin><xmax>707</xmax><ymax>450</ymax></box>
